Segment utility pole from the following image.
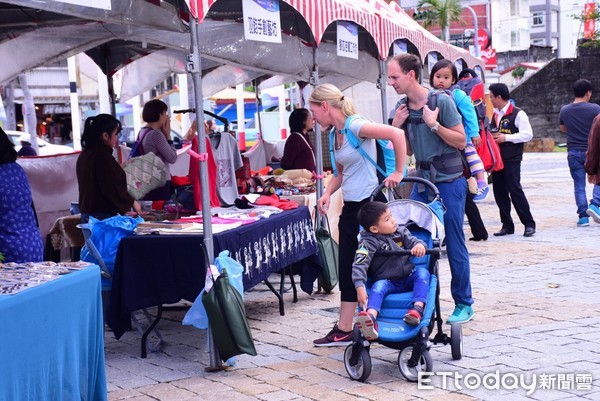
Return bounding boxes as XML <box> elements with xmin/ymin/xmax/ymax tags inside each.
<box><xmin>462</xmin><ymin>5</ymin><xmax>480</xmax><ymax>57</ymax></box>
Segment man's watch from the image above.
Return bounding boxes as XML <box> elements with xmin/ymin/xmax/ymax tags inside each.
<box><xmin>431</xmin><ymin>122</ymin><xmax>440</xmax><ymax>133</ymax></box>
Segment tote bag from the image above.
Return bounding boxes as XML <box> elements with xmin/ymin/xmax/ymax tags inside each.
<box><xmin>122</xmin><ymin>152</ymin><xmax>168</xmax><ymax>200</ymax></box>
<box><xmin>315</xmin><ymin>212</ymin><xmax>339</xmax><ymax>293</ymax></box>
<box><xmin>202</xmin><ymin>267</ymin><xmax>257</xmax><ymax>361</ymax></box>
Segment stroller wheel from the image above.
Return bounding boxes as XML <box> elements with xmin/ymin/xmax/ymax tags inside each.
<box><xmin>344</xmin><ymin>344</ymin><xmax>372</xmax><ymax>382</ymax></box>
<box><xmin>450</xmin><ymin>323</ymin><xmax>463</xmax><ymax>360</ymax></box>
<box><xmin>398</xmin><ymin>347</ymin><xmax>433</xmax><ymax>382</ymax></box>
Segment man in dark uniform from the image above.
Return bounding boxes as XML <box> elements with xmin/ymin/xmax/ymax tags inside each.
<box><xmin>489</xmin><ymin>83</ymin><xmax>536</xmax><ymax>237</ymax></box>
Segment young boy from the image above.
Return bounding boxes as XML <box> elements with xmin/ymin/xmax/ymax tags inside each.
<box><xmin>353</xmin><ymin>201</ymin><xmax>429</xmax><ymax>341</ymax></box>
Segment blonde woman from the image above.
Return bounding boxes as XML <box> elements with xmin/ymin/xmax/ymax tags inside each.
<box><xmin>309</xmin><ymin>83</ymin><xmax>407</xmax><ymax>346</ymax></box>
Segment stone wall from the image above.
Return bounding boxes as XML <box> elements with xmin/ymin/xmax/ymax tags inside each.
<box><xmin>509</xmin><ymin>43</ymin><xmax>600</xmax><ymax>146</ymax></box>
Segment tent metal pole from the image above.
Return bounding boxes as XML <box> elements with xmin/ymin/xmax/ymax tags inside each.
<box><xmin>188</xmin><ymin>16</ymin><xmax>220</xmax><ymax>370</ymax></box>
<box><xmin>378</xmin><ymin>59</ymin><xmax>388</xmax><ymax>124</ymax></box>
<box><xmin>311</xmin><ymin>49</ymin><xmax>324</xmax><ymax>204</ymax></box>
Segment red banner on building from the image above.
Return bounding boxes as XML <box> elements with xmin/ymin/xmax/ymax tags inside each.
<box><xmin>584</xmin><ymin>2</ymin><xmax>596</xmax><ymax>39</ymax></box>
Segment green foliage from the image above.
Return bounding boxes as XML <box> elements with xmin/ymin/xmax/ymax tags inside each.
<box><xmin>0</xmin><ymin>252</ymin><xmax>4</xmax><ymax>263</ymax></box>
<box><xmin>416</xmin><ymin>0</ymin><xmax>463</xmax><ymax>41</ymax></box>
<box><xmin>512</xmin><ymin>66</ymin><xmax>527</xmax><ymax>78</ymax></box>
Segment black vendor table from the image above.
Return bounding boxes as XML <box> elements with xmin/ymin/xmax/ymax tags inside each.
<box><xmin>106</xmin><ymin>206</ymin><xmax>321</xmax><ymax>350</ymax></box>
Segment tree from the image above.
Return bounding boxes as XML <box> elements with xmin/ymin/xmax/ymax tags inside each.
<box><xmin>416</xmin><ymin>0</ymin><xmax>464</xmax><ymax>42</ymax></box>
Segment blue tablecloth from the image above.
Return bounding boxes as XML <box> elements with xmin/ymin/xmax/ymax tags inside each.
<box><xmin>107</xmin><ymin>206</ymin><xmax>321</xmax><ymax>339</ymax></box>
<box><xmin>0</xmin><ymin>266</ymin><xmax>107</xmax><ymax>401</ymax></box>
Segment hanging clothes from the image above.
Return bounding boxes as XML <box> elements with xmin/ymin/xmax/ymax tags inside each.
<box><xmin>210</xmin><ymin>132</ymin><xmax>243</xmax><ymax>206</ymax></box>
<box><xmin>189</xmin><ymin>136</ymin><xmax>220</xmax><ymax>211</ymax></box>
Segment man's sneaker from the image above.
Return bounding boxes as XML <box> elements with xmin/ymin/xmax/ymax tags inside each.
<box><xmin>577</xmin><ymin>217</ymin><xmax>590</xmax><ymax>227</ymax></box>
<box><xmin>313</xmin><ymin>322</ymin><xmax>353</xmax><ymax>347</ymax></box>
<box><xmin>355</xmin><ymin>311</ymin><xmax>379</xmax><ymax>341</ymax></box>
<box><xmin>586</xmin><ymin>204</ymin><xmax>600</xmax><ymax>223</ymax></box>
<box><xmin>403</xmin><ymin>309</ymin><xmax>422</xmax><ymax>326</ymax></box>
<box><xmin>473</xmin><ymin>183</ymin><xmax>489</xmax><ymax>202</ymax></box>
<box><xmin>446</xmin><ymin>304</ymin><xmax>475</xmax><ymax>324</ymax></box>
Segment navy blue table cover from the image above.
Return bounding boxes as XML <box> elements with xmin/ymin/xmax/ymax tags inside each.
<box><xmin>0</xmin><ymin>266</ymin><xmax>107</xmax><ymax>401</ymax></box>
<box><xmin>107</xmin><ymin>206</ymin><xmax>321</xmax><ymax>339</ymax></box>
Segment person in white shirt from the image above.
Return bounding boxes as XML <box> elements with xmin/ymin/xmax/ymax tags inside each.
<box><xmin>488</xmin><ymin>83</ymin><xmax>536</xmax><ymax>237</ymax></box>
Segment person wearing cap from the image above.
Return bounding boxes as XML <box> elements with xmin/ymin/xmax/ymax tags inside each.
<box><xmin>17</xmin><ymin>133</ymin><xmax>37</xmax><ymax>157</ymax></box>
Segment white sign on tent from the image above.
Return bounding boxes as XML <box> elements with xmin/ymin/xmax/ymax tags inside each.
<box><xmin>337</xmin><ymin>21</ymin><xmax>358</xmax><ymax>60</ymax></box>
<box><xmin>51</xmin><ymin>0</ymin><xmax>111</xmax><ymax>10</ymax></box>
<box><xmin>242</xmin><ymin>0</ymin><xmax>282</xmax><ymax>44</ymax></box>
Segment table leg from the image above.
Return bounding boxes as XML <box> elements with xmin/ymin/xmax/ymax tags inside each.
<box><xmin>141</xmin><ymin>305</ymin><xmax>163</xmax><ymax>358</ymax></box>
<box><xmin>263</xmin><ymin>279</ymin><xmax>285</xmax><ymax>316</ymax></box>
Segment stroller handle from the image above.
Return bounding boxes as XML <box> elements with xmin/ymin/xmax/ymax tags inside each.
<box><xmin>370</xmin><ymin>176</ymin><xmax>441</xmax><ymax>201</ymax></box>
<box><xmin>375</xmin><ymin>248</ymin><xmax>440</xmax><ymax>258</ymax></box>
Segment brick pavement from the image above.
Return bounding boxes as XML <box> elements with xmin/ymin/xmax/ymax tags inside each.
<box><xmin>106</xmin><ymin>152</ymin><xmax>600</xmax><ymax>401</ymax></box>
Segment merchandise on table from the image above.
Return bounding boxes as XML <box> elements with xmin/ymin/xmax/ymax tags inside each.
<box><xmin>0</xmin><ymin>261</ymin><xmax>94</xmax><ymax>294</ymax></box>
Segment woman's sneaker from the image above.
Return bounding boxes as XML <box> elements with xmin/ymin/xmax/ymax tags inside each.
<box><xmin>313</xmin><ymin>322</ymin><xmax>353</xmax><ymax>347</ymax></box>
<box><xmin>355</xmin><ymin>311</ymin><xmax>379</xmax><ymax>341</ymax></box>
<box><xmin>403</xmin><ymin>309</ymin><xmax>422</xmax><ymax>326</ymax></box>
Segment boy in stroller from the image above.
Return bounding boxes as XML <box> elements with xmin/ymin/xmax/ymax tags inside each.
<box><xmin>353</xmin><ymin>201</ymin><xmax>428</xmax><ymax>341</ymax></box>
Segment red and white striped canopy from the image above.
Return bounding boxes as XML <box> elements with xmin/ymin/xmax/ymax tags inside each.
<box><xmin>185</xmin><ymin>0</ymin><xmax>483</xmax><ymax>68</ymax></box>
<box><xmin>372</xmin><ymin>0</ymin><xmax>483</xmax><ymax>68</ymax></box>
<box><xmin>186</xmin><ymin>0</ymin><xmax>379</xmax><ymax>48</ymax></box>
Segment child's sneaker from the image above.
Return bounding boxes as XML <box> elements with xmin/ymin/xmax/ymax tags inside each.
<box><xmin>403</xmin><ymin>309</ymin><xmax>422</xmax><ymax>326</ymax></box>
<box><xmin>355</xmin><ymin>311</ymin><xmax>379</xmax><ymax>341</ymax></box>
<box><xmin>473</xmin><ymin>181</ymin><xmax>489</xmax><ymax>202</ymax></box>
<box><xmin>577</xmin><ymin>217</ymin><xmax>590</xmax><ymax>227</ymax></box>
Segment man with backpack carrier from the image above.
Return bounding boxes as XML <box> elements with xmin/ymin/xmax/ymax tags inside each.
<box><xmin>387</xmin><ymin>53</ymin><xmax>474</xmax><ymax>325</ymax></box>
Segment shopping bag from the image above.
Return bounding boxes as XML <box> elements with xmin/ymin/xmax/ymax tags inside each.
<box><xmin>122</xmin><ymin>152</ymin><xmax>167</xmax><ymax>200</ymax></box>
<box><xmin>477</xmin><ymin>123</ymin><xmax>504</xmax><ymax>172</ymax></box>
<box><xmin>315</xmin><ymin>212</ymin><xmax>339</xmax><ymax>293</ymax></box>
<box><xmin>202</xmin><ymin>267</ymin><xmax>257</xmax><ymax>361</ymax></box>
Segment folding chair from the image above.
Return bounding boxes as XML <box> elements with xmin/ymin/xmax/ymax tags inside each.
<box><xmin>77</xmin><ymin>223</ymin><xmax>164</xmax><ymax>356</ymax></box>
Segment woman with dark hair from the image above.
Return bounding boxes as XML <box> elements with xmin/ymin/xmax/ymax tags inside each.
<box><xmin>0</xmin><ymin>127</ymin><xmax>44</xmax><ymax>262</ymax></box>
<box><xmin>280</xmin><ymin>108</ymin><xmax>316</xmax><ymax>172</ymax></box>
<box><xmin>76</xmin><ymin>114</ymin><xmax>141</xmax><ymax>222</ymax></box>
<box><xmin>136</xmin><ymin>99</ymin><xmax>177</xmax><ymax>200</ymax></box>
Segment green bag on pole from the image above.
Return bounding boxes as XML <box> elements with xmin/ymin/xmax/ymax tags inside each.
<box><xmin>315</xmin><ymin>213</ymin><xmax>339</xmax><ymax>293</ymax></box>
<box><xmin>202</xmin><ymin>268</ymin><xmax>257</xmax><ymax>361</ymax></box>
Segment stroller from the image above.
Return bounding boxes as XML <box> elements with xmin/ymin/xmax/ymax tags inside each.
<box><xmin>344</xmin><ymin>177</ymin><xmax>463</xmax><ymax>382</ymax></box>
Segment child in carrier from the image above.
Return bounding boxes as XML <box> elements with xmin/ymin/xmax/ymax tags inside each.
<box><xmin>430</xmin><ymin>59</ymin><xmax>489</xmax><ymax>201</ymax></box>
<box><xmin>352</xmin><ymin>201</ymin><xmax>428</xmax><ymax>341</ymax></box>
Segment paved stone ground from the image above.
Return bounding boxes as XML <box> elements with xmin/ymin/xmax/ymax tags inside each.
<box><xmin>106</xmin><ymin>152</ymin><xmax>600</xmax><ymax>401</ymax></box>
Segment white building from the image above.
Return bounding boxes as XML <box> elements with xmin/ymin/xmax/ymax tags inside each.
<box><xmin>557</xmin><ymin>0</ymin><xmax>586</xmax><ymax>58</ymax></box>
<box><xmin>529</xmin><ymin>0</ymin><xmax>560</xmax><ymax>49</ymax></box>
<box><xmin>491</xmin><ymin>0</ymin><xmax>531</xmax><ymax>52</ymax></box>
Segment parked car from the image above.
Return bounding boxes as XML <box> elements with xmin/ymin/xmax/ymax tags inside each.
<box><xmin>6</xmin><ymin>130</ymin><xmax>75</xmax><ymax>156</ymax></box>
